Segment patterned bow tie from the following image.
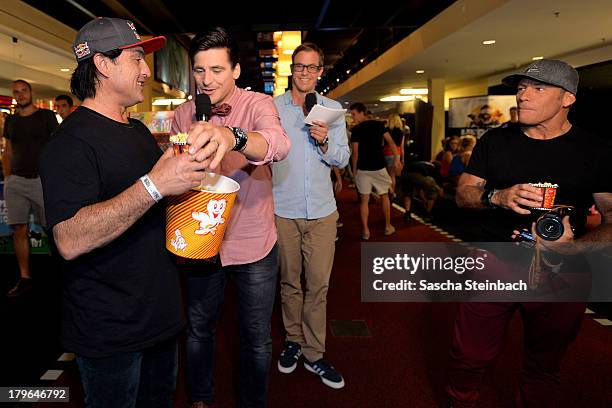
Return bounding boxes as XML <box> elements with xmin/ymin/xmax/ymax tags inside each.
<box><xmin>211</xmin><ymin>103</ymin><xmax>232</xmax><ymax>117</ymax></box>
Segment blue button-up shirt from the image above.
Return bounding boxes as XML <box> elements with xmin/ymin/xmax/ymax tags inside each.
<box><xmin>272</xmin><ymin>91</ymin><xmax>350</xmax><ymax>219</ymax></box>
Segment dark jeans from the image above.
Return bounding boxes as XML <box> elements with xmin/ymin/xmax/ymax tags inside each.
<box><xmin>186</xmin><ymin>244</ymin><xmax>278</xmax><ymax>408</ymax></box>
<box><xmin>447</xmin><ymin>302</ymin><xmax>585</xmax><ymax>408</ymax></box>
<box><xmin>76</xmin><ymin>336</ymin><xmax>178</xmax><ymax>408</ymax></box>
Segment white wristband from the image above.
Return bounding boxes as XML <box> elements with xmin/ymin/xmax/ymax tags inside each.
<box><xmin>140</xmin><ymin>174</ymin><xmax>163</xmax><ymax>203</ymax></box>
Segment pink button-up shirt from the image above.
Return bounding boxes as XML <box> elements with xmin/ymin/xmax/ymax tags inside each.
<box><xmin>171</xmin><ymin>86</ymin><xmax>290</xmax><ymax>266</ymax></box>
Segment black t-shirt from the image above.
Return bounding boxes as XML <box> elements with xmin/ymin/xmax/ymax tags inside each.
<box><xmin>351</xmin><ymin>120</ymin><xmax>387</xmax><ymax>170</ymax></box>
<box><xmin>39</xmin><ymin>106</ymin><xmax>182</xmax><ymax>358</ymax></box>
<box><xmin>387</xmin><ymin>127</ymin><xmax>404</xmax><ymax>146</ymax></box>
<box><xmin>465</xmin><ymin>125</ymin><xmax>612</xmax><ymax>241</ymax></box>
<box><xmin>3</xmin><ymin>109</ymin><xmax>58</xmax><ymax>175</ymax></box>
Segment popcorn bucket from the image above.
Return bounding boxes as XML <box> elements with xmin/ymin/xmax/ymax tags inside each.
<box><xmin>170</xmin><ymin>132</ymin><xmax>189</xmax><ymax>155</ymax></box>
<box><xmin>166</xmin><ymin>173</ymin><xmax>240</xmax><ymax>259</ymax></box>
<box><xmin>529</xmin><ymin>182</ymin><xmax>558</xmax><ymax>210</ymax></box>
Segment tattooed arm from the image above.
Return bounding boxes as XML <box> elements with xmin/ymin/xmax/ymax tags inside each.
<box><xmin>455</xmin><ymin>173</ymin><xmax>489</xmax><ymax>210</ymax></box>
<box><xmin>456</xmin><ymin>173</ymin><xmax>544</xmax><ymax>214</ymax></box>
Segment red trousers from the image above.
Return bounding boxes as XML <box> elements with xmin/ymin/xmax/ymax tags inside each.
<box><xmin>446</xmin><ymin>302</ymin><xmax>585</xmax><ymax>407</ymax></box>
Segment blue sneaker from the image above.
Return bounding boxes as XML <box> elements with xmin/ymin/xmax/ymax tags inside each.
<box><xmin>304</xmin><ymin>358</ymin><xmax>345</xmax><ymax>389</ymax></box>
<box><xmin>278</xmin><ymin>341</ymin><xmax>301</xmax><ymax>373</ymax></box>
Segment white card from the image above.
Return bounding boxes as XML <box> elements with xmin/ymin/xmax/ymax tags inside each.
<box><xmin>304</xmin><ymin>104</ymin><xmax>347</xmax><ymax>126</ymax></box>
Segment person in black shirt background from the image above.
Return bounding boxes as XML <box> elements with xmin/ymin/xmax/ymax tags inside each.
<box><xmin>3</xmin><ymin>79</ymin><xmax>58</xmax><ymax>297</ymax></box>
<box><xmin>349</xmin><ymin>102</ymin><xmax>401</xmax><ymax>240</ymax></box>
<box><xmin>446</xmin><ymin>59</ymin><xmax>612</xmax><ymax>407</ymax></box>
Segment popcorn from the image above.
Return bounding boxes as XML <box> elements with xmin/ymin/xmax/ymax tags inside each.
<box><xmin>169</xmin><ymin>132</ymin><xmax>188</xmax><ymax>143</ymax></box>
<box><xmin>169</xmin><ymin>132</ymin><xmax>189</xmax><ymax>154</ymax></box>
<box><xmin>529</xmin><ymin>182</ymin><xmax>558</xmax><ymax>209</ymax></box>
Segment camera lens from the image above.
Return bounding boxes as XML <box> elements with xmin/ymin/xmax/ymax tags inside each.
<box><xmin>536</xmin><ymin>214</ymin><xmax>564</xmax><ymax>241</ymax></box>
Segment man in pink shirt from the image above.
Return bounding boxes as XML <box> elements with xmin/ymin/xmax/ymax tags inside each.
<box><xmin>171</xmin><ymin>26</ymin><xmax>290</xmax><ymax>408</ymax></box>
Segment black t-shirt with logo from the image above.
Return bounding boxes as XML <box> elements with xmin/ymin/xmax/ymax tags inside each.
<box><xmin>39</xmin><ymin>106</ymin><xmax>182</xmax><ymax>357</ymax></box>
<box><xmin>3</xmin><ymin>109</ymin><xmax>58</xmax><ymax>175</ymax></box>
<box><xmin>351</xmin><ymin>120</ymin><xmax>387</xmax><ymax>170</ymax></box>
<box><xmin>465</xmin><ymin>125</ymin><xmax>612</xmax><ymax>241</ymax></box>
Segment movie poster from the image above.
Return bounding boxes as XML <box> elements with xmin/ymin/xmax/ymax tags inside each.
<box><xmin>448</xmin><ymin>95</ymin><xmax>516</xmax><ymax>129</ymax></box>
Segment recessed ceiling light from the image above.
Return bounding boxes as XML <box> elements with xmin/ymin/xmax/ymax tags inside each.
<box><xmin>399</xmin><ymin>88</ymin><xmax>428</xmax><ymax>95</ymax></box>
<box><xmin>380</xmin><ymin>95</ymin><xmax>415</xmax><ymax>102</ymax></box>
<box><xmin>532</xmin><ymin>56</ymin><xmax>544</xmax><ymax>60</ymax></box>
<box><xmin>336</xmin><ymin>78</ymin><xmax>340</xmax><ymax>82</ymax></box>
<box><xmin>415</xmin><ymin>70</ymin><xmax>425</xmax><ymax>74</ymax></box>
<box><xmin>346</xmin><ymin>70</ymin><xmax>350</xmax><ymax>74</ymax></box>
<box><xmin>60</xmin><ymin>68</ymin><xmax>70</xmax><ymax>72</ymax></box>
<box><xmin>482</xmin><ymin>40</ymin><xmax>496</xmax><ymax>45</ymax></box>
<box><xmin>360</xmin><ymin>58</ymin><xmax>365</xmax><ymax>63</ymax></box>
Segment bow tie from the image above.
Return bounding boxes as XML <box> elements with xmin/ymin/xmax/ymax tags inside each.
<box><xmin>211</xmin><ymin>103</ymin><xmax>232</xmax><ymax>117</ymax></box>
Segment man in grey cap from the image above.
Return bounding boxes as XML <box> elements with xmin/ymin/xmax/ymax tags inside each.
<box><xmin>446</xmin><ymin>59</ymin><xmax>612</xmax><ymax>407</ymax></box>
<box><xmin>39</xmin><ymin>17</ymin><xmax>211</xmax><ymax>407</ymax></box>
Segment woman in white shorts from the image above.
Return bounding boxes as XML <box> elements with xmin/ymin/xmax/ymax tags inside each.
<box><xmin>349</xmin><ymin>103</ymin><xmax>401</xmax><ymax>240</ymax></box>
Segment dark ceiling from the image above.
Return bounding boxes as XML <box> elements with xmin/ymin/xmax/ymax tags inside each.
<box><xmin>24</xmin><ymin>0</ymin><xmax>455</xmax><ymax>96</ymax></box>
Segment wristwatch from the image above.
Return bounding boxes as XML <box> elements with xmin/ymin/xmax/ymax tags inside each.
<box><xmin>481</xmin><ymin>188</ymin><xmax>497</xmax><ymax>208</ymax></box>
<box><xmin>227</xmin><ymin>126</ymin><xmax>248</xmax><ymax>151</ymax></box>
<box><xmin>318</xmin><ymin>136</ymin><xmax>329</xmax><ymax>146</ymax></box>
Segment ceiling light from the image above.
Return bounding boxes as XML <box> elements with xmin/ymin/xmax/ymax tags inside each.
<box><xmin>416</xmin><ymin>70</ymin><xmax>425</xmax><ymax>74</ymax></box>
<box><xmin>380</xmin><ymin>95</ymin><xmax>415</xmax><ymax>102</ymax></box>
<box><xmin>60</xmin><ymin>68</ymin><xmax>70</xmax><ymax>72</ymax></box>
<box><xmin>360</xmin><ymin>58</ymin><xmax>365</xmax><ymax>63</ymax></box>
<box><xmin>399</xmin><ymin>88</ymin><xmax>428</xmax><ymax>95</ymax></box>
<box><xmin>482</xmin><ymin>40</ymin><xmax>496</xmax><ymax>45</ymax></box>
<box><xmin>336</xmin><ymin>78</ymin><xmax>340</xmax><ymax>82</ymax></box>
<box><xmin>245</xmin><ymin>86</ymin><xmax>252</xmax><ymax>91</ymax></box>
<box><xmin>152</xmin><ymin>98</ymin><xmax>186</xmax><ymax>106</ymax></box>
<box><xmin>532</xmin><ymin>56</ymin><xmax>544</xmax><ymax>60</ymax></box>
<box><xmin>279</xmin><ymin>31</ymin><xmax>301</xmax><ymax>56</ymax></box>
<box><xmin>346</xmin><ymin>70</ymin><xmax>350</xmax><ymax>74</ymax></box>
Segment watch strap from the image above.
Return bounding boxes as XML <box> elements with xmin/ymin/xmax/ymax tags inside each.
<box><xmin>227</xmin><ymin>126</ymin><xmax>248</xmax><ymax>151</ymax></box>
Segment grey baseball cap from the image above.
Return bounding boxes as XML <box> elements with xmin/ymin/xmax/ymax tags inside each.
<box><xmin>73</xmin><ymin>17</ymin><xmax>166</xmax><ymax>62</ymax></box>
<box><xmin>502</xmin><ymin>59</ymin><xmax>579</xmax><ymax>95</ymax></box>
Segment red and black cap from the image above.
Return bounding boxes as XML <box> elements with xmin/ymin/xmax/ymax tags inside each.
<box><xmin>72</xmin><ymin>17</ymin><xmax>166</xmax><ymax>62</ymax></box>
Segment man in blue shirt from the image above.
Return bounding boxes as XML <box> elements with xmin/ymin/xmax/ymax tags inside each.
<box><xmin>272</xmin><ymin>42</ymin><xmax>350</xmax><ymax>389</ymax></box>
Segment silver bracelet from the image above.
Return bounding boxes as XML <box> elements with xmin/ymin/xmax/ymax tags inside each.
<box><xmin>140</xmin><ymin>174</ymin><xmax>163</xmax><ymax>203</ymax></box>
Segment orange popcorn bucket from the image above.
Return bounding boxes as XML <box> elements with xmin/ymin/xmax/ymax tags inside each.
<box><xmin>166</xmin><ymin>173</ymin><xmax>240</xmax><ymax>259</ymax></box>
<box><xmin>529</xmin><ymin>182</ymin><xmax>558</xmax><ymax>210</ymax></box>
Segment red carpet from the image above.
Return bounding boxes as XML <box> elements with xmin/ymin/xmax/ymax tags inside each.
<box><xmin>37</xmin><ymin>186</ymin><xmax>612</xmax><ymax>407</ymax></box>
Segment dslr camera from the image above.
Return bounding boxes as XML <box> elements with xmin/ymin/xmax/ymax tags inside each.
<box><xmin>535</xmin><ymin>206</ymin><xmax>575</xmax><ymax>241</ymax></box>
